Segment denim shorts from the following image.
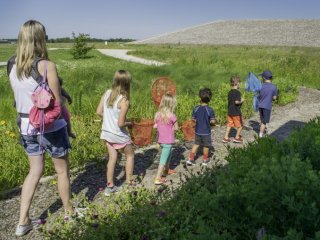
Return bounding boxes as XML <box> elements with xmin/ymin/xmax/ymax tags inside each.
<box><xmin>20</xmin><ymin>127</ymin><xmax>71</xmax><ymax>158</ymax></box>
<box><xmin>194</xmin><ymin>134</ymin><xmax>212</xmax><ymax>147</ymax></box>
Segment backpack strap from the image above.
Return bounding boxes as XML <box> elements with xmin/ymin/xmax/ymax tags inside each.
<box><xmin>30</xmin><ymin>57</ymin><xmax>45</xmax><ymax>83</ymax></box>
<box><xmin>7</xmin><ymin>55</ymin><xmax>16</xmax><ymax>77</ymax></box>
<box><xmin>7</xmin><ymin>55</ymin><xmax>44</xmax><ymax>84</ymax></box>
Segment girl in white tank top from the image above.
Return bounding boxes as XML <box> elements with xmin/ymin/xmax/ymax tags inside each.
<box><xmin>96</xmin><ymin>70</ymin><xmax>135</xmax><ymax>195</ymax></box>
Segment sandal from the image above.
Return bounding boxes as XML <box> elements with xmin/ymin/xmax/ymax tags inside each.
<box><xmin>154</xmin><ymin>177</ymin><xmax>167</xmax><ymax>185</ymax></box>
<box><xmin>162</xmin><ymin>169</ymin><xmax>176</xmax><ymax>176</ymax></box>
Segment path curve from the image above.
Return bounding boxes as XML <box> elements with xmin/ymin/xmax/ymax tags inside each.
<box><xmin>97</xmin><ymin>49</ymin><xmax>166</xmax><ymax>66</ymax></box>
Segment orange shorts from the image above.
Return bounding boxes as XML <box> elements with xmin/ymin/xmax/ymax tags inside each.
<box><xmin>226</xmin><ymin>115</ymin><xmax>243</xmax><ymax>128</ymax></box>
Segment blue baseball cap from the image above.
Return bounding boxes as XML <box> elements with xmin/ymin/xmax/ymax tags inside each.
<box><xmin>259</xmin><ymin>70</ymin><xmax>273</xmax><ymax>80</ymax></box>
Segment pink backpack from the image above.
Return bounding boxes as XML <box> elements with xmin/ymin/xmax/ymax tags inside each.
<box><xmin>29</xmin><ymin>61</ymin><xmax>61</xmax><ymax>131</ymax></box>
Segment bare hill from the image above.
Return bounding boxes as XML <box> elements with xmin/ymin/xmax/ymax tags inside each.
<box><xmin>132</xmin><ymin>19</ymin><xmax>320</xmax><ymax>47</ymax></box>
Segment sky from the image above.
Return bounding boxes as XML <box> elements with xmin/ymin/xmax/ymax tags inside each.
<box><xmin>0</xmin><ymin>0</ymin><xmax>319</xmax><ymax>40</ymax></box>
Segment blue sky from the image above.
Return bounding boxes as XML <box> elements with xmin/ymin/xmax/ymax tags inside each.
<box><xmin>0</xmin><ymin>0</ymin><xmax>319</xmax><ymax>40</ymax></box>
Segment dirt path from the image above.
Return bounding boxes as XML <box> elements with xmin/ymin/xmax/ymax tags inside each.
<box><xmin>97</xmin><ymin>49</ymin><xmax>166</xmax><ymax>66</ymax></box>
<box><xmin>1</xmin><ymin>87</ymin><xmax>320</xmax><ymax>240</ymax></box>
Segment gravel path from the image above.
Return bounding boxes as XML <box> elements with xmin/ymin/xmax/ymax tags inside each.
<box><xmin>1</xmin><ymin>87</ymin><xmax>320</xmax><ymax>240</ymax></box>
<box><xmin>97</xmin><ymin>49</ymin><xmax>166</xmax><ymax>66</ymax></box>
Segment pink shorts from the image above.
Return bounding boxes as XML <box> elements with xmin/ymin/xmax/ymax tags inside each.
<box><xmin>106</xmin><ymin>141</ymin><xmax>132</xmax><ymax>150</ymax></box>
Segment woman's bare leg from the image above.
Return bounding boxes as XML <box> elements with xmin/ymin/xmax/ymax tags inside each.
<box><xmin>52</xmin><ymin>154</ymin><xmax>72</xmax><ymax>213</ymax></box>
<box><xmin>18</xmin><ymin>155</ymin><xmax>44</xmax><ymax>225</ymax></box>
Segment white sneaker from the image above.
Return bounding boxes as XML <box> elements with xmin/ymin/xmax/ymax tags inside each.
<box><xmin>104</xmin><ymin>185</ymin><xmax>122</xmax><ymax>197</ymax></box>
<box><xmin>64</xmin><ymin>207</ymin><xmax>86</xmax><ymax>221</ymax></box>
<box><xmin>186</xmin><ymin>160</ymin><xmax>195</xmax><ymax>166</ymax></box>
<box><xmin>202</xmin><ymin>160</ymin><xmax>209</xmax><ymax>166</ymax></box>
<box><xmin>15</xmin><ymin>219</ymin><xmax>41</xmax><ymax>236</ymax></box>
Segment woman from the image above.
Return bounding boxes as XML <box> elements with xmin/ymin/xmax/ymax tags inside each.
<box><xmin>8</xmin><ymin>20</ymin><xmax>73</xmax><ymax>237</ymax></box>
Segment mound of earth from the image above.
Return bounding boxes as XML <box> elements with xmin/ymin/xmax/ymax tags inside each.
<box><xmin>132</xmin><ymin>19</ymin><xmax>320</xmax><ymax>47</ymax></box>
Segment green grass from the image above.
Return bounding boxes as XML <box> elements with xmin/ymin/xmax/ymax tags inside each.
<box><xmin>0</xmin><ymin>43</ymin><xmax>316</xmax><ymax>191</ymax></box>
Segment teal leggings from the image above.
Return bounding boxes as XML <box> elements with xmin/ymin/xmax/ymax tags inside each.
<box><xmin>159</xmin><ymin>144</ymin><xmax>173</xmax><ymax>165</ymax></box>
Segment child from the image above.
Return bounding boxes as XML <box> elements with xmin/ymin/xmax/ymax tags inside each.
<box><xmin>187</xmin><ymin>88</ymin><xmax>216</xmax><ymax>166</ymax></box>
<box><xmin>258</xmin><ymin>70</ymin><xmax>277</xmax><ymax>137</ymax></box>
<box><xmin>58</xmin><ymin>77</ymin><xmax>76</xmax><ymax>138</ymax></box>
<box><xmin>96</xmin><ymin>70</ymin><xmax>134</xmax><ymax>196</ymax></box>
<box><xmin>154</xmin><ymin>94</ymin><xmax>179</xmax><ymax>185</ymax></box>
<box><xmin>222</xmin><ymin>76</ymin><xmax>245</xmax><ymax>143</ymax></box>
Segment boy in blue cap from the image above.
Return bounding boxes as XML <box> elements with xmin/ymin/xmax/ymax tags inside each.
<box><xmin>258</xmin><ymin>70</ymin><xmax>278</xmax><ymax>137</ymax></box>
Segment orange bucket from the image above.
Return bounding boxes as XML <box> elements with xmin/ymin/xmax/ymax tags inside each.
<box><xmin>151</xmin><ymin>77</ymin><xmax>176</xmax><ymax>107</ymax></box>
<box><xmin>181</xmin><ymin>120</ymin><xmax>195</xmax><ymax>141</ymax></box>
<box><xmin>130</xmin><ymin>119</ymin><xmax>154</xmax><ymax>146</ymax></box>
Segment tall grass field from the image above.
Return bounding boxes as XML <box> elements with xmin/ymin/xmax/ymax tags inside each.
<box><xmin>0</xmin><ymin>43</ymin><xmax>319</xmax><ymax>192</ymax></box>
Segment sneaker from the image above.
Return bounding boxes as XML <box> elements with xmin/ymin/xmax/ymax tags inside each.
<box><xmin>104</xmin><ymin>185</ymin><xmax>121</xmax><ymax>197</ymax></box>
<box><xmin>64</xmin><ymin>207</ymin><xmax>86</xmax><ymax>221</ymax></box>
<box><xmin>154</xmin><ymin>177</ymin><xmax>167</xmax><ymax>185</ymax></box>
<box><xmin>162</xmin><ymin>169</ymin><xmax>176</xmax><ymax>177</ymax></box>
<box><xmin>74</xmin><ymin>207</ymin><xmax>86</xmax><ymax>218</ymax></box>
<box><xmin>186</xmin><ymin>160</ymin><xmax>195</xmax><ymax>166</ymax></box>
<box><xmin>222</xmin><ymin>138</ymin><xmax>231</xmax><ymax>143</ymax></box>
<box><xmin>233</xmin><ymin>137</ymin><xmax>243</xmax><ymax>143</ymax></box>
<box><xmin>15</xmin><ymin>219</ymin><xmax>41</xmax><ymax>236</ymax></box>
<box><xmin>202</xmin><ymin>160</ymin><xmax>209</xmax><ymax>166</ymax></box>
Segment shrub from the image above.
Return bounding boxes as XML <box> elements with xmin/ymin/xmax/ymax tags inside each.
<box><xmin>71</xmin><ymin>32</ymin><xmax>93</xmax><ymax>59</ymax></box>
<box><xmin>44</xmin><ymin>118</ymin><xmax>320</xmax><ymax>239</ymax></box>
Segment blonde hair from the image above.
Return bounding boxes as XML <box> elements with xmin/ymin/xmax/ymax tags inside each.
<box><xmin>16</xmin><ymin>20</ymin><xmax>48</xmax><ymax>79</ymax></box>
<box><xmin>155</xmin><ymin>93</ymin><xmax>177</xmax><ymax>123</ymax></box>
<box><xmin>107</xmin><ymin>70</ymin><xmax>132</xmax><ymax>107</ymax></box>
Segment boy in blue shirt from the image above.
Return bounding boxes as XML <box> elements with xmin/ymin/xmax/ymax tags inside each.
<box><xmin>258</xmin><ymin>70</ymin><xmax>278</xmax><ymax>137</ymax></box>
<box><xmin>187</xmin><ymin>88</ymin><xmax>216</xmax><ymax>166</ymax></box>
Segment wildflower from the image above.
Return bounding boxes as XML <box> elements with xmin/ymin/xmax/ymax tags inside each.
<box><xmin>35</xmin><ymin>219</ymin><xmax>46</xmax><ymax>225</ymax></box>
<box><xmin>0</xmin><ymin>120</ymin><xmax>5</xmax><ymax>125</ymax></box>
<box><xmin>10</xmin><ymin>133</ymin><xmax>15</xmax><ymax>138</ymax></box>
<box><xmin>5</xmin><ymin>130</ymin><xmax>10</xmax><ymax>135</ymax></box>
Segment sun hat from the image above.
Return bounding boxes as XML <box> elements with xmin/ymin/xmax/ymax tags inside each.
<box><xmin>259</xmin><ymin>70</ymin><xmax>273</xmax><ymax>80</ymax></box>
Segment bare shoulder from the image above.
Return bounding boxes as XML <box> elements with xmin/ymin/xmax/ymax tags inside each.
<box><xmin>118</xmin><ymin>97</ymin><xmax>130</xmax><ymax>109</ymax></box>
<box><xmin>121</xmin><ymin>97</ymin><xmax>129</xmax><ymax>105</ymax></box>
<box><xmin>37</xmin><ymin>60</ymin><xmax>57</xmax><ymax>75</ymax></box>
<box><xmin>44</xmin><ymin>60</ymin><xmax>57</xmax><ymax>73</ymax></box>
